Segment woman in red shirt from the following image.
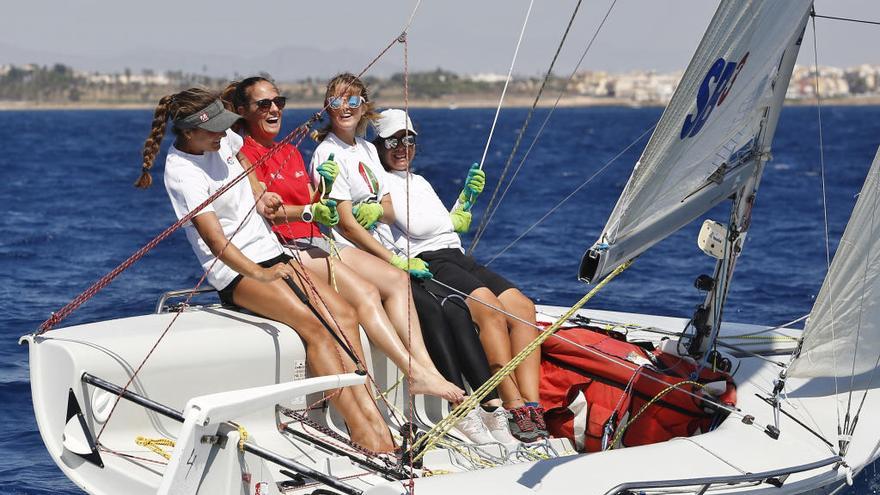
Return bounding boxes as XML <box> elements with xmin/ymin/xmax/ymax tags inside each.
<box><xmin>224</xmin><ymin>77</ymin><xmax>463</xmax><ymax>403</ymax></box>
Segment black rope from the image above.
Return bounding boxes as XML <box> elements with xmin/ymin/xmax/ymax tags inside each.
<box><xmin>812</xmin><ymin>12</ymin><xmax>880</xmax><ymax>27</ymax></box>
<box><xmin>282</xmin><ymin>273</ymin><xmax>363</xmax><ymax>369</ymax></box>
<box><xmin>468</xmin><ymin>0</ymin><xmax>584</xmax><ymax>255</ymax></box>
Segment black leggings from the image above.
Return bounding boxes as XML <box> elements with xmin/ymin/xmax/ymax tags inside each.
<box><xmin>411</xmin><ymin>279</ymin><xmax>499</xmax><ymax>403</ymax></box>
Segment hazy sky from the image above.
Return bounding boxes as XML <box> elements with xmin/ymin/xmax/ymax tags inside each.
<box><xmin>2</xmin><ymin>1</ymin><xmax>879</xmax><ymax>80</ymax></box>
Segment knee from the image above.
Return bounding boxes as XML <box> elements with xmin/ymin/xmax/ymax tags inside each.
<box><xmin>471</xmin><ymin>291</ymin><xmax>507</xmax><ymax>330</ymax></box>
<box><xmin>300</xmin><ymin>325</ymin><xmax>336</xmax><ymax>348</ymax></box>
<box><xmin>506</xmin><ymin>290</ymin><xmax>536</xmax><ymax>319</ymax></box>
<box><xmin>357</xmin><ymin>282</ymin><xmax>382</xmax><ymax>308</ymax></box>
<box><xmin>336</xmin><ymin>301</ymin><xmax>359</xmax><ymax>330</ymax></box>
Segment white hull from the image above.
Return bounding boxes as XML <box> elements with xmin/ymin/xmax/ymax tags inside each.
<box><xmin>21</xmin><ymin>303</ymin><xmax>880</xmax><ymax>494</ymax></box>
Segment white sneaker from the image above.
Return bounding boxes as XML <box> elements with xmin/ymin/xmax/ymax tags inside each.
<box><xmin>453</xmin><ymin>408</ymin><xmax>495</xmax><ymax>444</ymax></box>
<box><xmin>477</xmin><ymin>407</ymin><xmax>518</xmax><ymax>445</ymax></box>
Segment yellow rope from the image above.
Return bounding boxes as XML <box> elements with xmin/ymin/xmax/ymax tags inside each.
<box><xmin>411</xmin><ymin>260</ymin><xmax>633</xmax><ymax>461</ymax></box>
<box><xmin>228</xmin><ymin>421</ymin><xmax>249</xmax><ymax>451</ymax></box>
<box><xmin>135</xmin><ymin>435</ymin><xmax>175</xmax><ymax>460</ymax></box>
<box><xmin>375</xmin><ymin>374</ymin><xmax>405</xmax><ymax>401</ymax></box>
<box><xmin>608</xmin><ymin>380</ymin><xmax>706</xmax><ymax>449</ymax></box>
<box><xmin>326</xmin><ymin>236</ymin><xmax>341</xmax><ymax>292</ymax></box>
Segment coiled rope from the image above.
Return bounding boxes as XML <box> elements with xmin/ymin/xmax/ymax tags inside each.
<box><xmin>410</xmin><ymin>260</ymin><xmax>633</xmax><ymax>461</ymax></box>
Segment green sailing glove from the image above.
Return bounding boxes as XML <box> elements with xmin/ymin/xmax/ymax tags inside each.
<box><xmin>352</xmin><ymin>201</ymin><xmax>384</xmax><ymax>230</ymax></box>
<box><xmin>450</xmin><ymin>208</ymin><xmax>472</xmax><ymax>233</ymax></box>
<box><xmin>390</xmin><ymin>254</ymin><xmax>433</xmax><ymax>279</ymax></box>
<box><xmin>316</xmin><ymin>153</ymin><xmax>339</xmax><ymax>193</ymax></box>
<box><xmin>458</xmin><ymin>163</ymin><xmax>486</xmax><ymax>212</ymax></box>
<box><xmin>312</xmin><ymin>199</ymin><xmax>339</xmax><ymax>227</ymax></box>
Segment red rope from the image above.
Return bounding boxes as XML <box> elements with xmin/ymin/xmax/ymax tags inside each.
<box><xmin>36</xmin><ymin>124</ymin><xmax>309</xmax><ymax>334</ymax></box>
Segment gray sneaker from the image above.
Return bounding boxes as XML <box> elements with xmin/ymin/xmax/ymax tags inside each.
<box><xmin>507</xmin><ymin>407</ymin><xmax>541</xmax><ymax>443</ymax></box>
<box><xmin>477</xmin><ymin>407</ymin><xmax>518</xmax><ymax>445</ymax></box>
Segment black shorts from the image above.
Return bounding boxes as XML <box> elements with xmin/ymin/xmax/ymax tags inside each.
<box><xmin>419</xmin><ymin>248</ymin><xmax>517</xmax><ymax>298</ymax></box>
<box><xmin>217</xmin><ymin>253</ymin><xmax>292</xmax><ymax>306</ymax></box>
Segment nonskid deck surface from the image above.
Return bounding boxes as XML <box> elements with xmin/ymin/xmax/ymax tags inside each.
<box><xmin>24</xmin><ymin>305</ymin><xmax>873</xmax><ymax>494</ymax></box>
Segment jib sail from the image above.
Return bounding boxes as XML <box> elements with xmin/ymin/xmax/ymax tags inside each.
<box><xmin>580</xmin><ymin>0</ymin><xmax>812</xmax><ymax>282</ymax></box>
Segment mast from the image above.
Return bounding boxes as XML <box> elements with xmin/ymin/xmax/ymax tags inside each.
<box><xmin>688</xmin><ymin>15</ymin><xmax>809</xmax><ymax>358</ymax></box>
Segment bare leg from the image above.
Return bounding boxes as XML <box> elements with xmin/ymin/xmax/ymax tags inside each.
<box><xmin>465</xmin><ymin>287</ymin><xmax>526</xmax><ymax>409</ymax></box>
<box><xmin>499</xmin><ymin>288</ymin><xmax>540</xmax><ymax>404</ymax></box>
<box><xmin>231</xmin><ymin>275</ymin><xmax>393</xmax><ymax>452</ymax></box>
<box><xmin>300</xmin><ymin>248</ymin><xmax>464</xmax><ymax>402</ymax></box>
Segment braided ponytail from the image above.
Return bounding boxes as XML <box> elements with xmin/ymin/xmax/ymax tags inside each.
<box><xmin>136</xmin><ymin>94</ymin><xmax>174</xmax><ymax>188</ymax></box>
<box><xmin>135</xmin><ymin>88</ymin><xmax>220</xmax><ymax>188</ymax></box>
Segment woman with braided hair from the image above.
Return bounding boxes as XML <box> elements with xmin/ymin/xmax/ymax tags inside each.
<box><xmin>223</xmin><ymin>76</ymin><xmax>464</xmax><ymax>404</ymax></box>
<box><xmin>135</xmin><ymin>88</ymin><xmax>393</xmax><ymax>452</ymax></box>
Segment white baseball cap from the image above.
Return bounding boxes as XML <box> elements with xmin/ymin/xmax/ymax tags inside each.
<box><xmin>374</xmin><ymin>109</ymin><xmax>418</xmax><ymax>138</ymax></box>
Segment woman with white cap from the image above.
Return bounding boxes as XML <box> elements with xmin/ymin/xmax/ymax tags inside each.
<box><xmin>134</xmin><ymin>88</ymin><xmax>393</xmax><ymax>452</ymax></box>
<box><xmin>222</xmin><ymin>75</ymin><xmax>464</xmax><ymax>403</ymax></box>
<box><xmin>372</xmin><ymin>108</ymin><xmax>548</xmax><ymax>443</ymax></box>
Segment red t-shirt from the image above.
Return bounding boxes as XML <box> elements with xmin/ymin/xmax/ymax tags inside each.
<box><xmin>240</xmin><ymin>136</ymin><xmax>322</xmax><ymax>242</ymax></box>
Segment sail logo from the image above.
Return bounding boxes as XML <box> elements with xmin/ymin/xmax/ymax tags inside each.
<box><xmin>680</xmin><ymin>52</ymin><xmax>749</xmax><ymax>139</ymax></box>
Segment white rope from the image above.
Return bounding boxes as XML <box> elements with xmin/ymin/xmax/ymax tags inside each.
<box><xmin>478</xmin><ymin>0</ymin><xmax>535</xmax><ymax>170</ymax></box>
<box><xmin>484</xmin><ymin>124</ymin><xmax>655</xmax><ymax>266</ymax></box>
<box><xmin>475</xmin><ymin>0</ymin><xmax>619</xmax><ymax>245</ymax></box>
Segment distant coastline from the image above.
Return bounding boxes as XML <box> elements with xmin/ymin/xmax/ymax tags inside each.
<box><xmin>4</xmin><ymin>62</ymin><xmax>880</xmax><ymax>111</ymax></box>
<box><xmin>4</xmin><ymin>95</ymin><xmax>880</xmax><ymax>111</ymax></box>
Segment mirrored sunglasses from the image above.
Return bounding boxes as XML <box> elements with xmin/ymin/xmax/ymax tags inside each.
<box><xmin>328</xmin><ymin>95</ymin><xmax>365</xmax><ymax>110</ymax></box>
<box><xmin>383</xmin><ymin>135</ymin><xmax>417</xmax><ymax>150</ymax></box>
<box><xmin>253</xmin><ymin>96</ymin><xmax>287</xmax><ymax>110</ymax></box>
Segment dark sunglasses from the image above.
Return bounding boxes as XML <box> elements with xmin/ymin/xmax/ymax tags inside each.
<box><xmin>383</xmin><ymin>135</ymin><xmax>417</xmax><ymax>150</ymax></box>
<box><xmin>252</xmin><ymin>96</ymin><xmax>287</xmax><ymax>110</ymax></box>
<box><xmin>328</xmin><ymin>95</ymin><xmax>365</xmax><ymax>110</ymax></box>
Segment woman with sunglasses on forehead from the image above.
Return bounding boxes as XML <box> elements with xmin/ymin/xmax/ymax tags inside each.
<box><xmin>134</xmin><ymin>87</ymin><xmax>394</xmax><ymax>452</ymax></box>
<box><xmin>373</xmin><ymin>109</ymin><xmax>549</xmax><ymax>443</ymax></box>
<box><xmin>224</xmin><ymin>76</ymin><xmax>464</xmax><ymax>403</ymax></box>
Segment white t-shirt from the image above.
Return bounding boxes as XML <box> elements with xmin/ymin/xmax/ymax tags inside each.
<box><xmin>164</xmin><ymin>129</ymin><xmax>283</xmax><ymax>290</ymax></box>
<box><xmin>310</xmin><ymin>132</ymin><xmax>394</xmax><ymax>248</ymax></box>
<box><xmin>383</xmin><ymin>169</ymin><xmax>463</xmax><ymax>257</ymax></box>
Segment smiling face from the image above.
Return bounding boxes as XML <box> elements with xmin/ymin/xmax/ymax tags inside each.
<box><xmin>180</xmin><ymin>128</ymin><xmax>226</xmax><ymax>154</ymax></box>
<box><xmin>237</xmin><ymin>80</ymin><xmax>283</xmax><ymax>145</ymax></box>
<box><xmin>327</xmin><ymin>87</ymin><xmax>365</xmax><ymax>138</ymax></box>
<box><xmin>380</xmin><ymin>130</ymin><xmax>417</xmax><ymax>172</ymax></box>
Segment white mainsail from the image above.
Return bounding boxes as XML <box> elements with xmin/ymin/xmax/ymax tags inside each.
<box><xmin>580</xmin><ymin>0</ymin><xmax>812</xmax><ymax>282</ymax></box>
<box><xmin>789</xmin><ymin>147</ymin><xmax>880</xmax><ymax>378</ymax></box>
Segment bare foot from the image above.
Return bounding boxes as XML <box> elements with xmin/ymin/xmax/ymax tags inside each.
<box><xmin>409</xmin><ymin>368</ymin><xmax>465</xmax><ymax>402</ymax></box>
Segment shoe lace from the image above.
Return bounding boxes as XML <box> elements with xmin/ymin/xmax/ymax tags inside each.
<box><xmin>529</xmin><ymin>406</ymin><xmax>547</xmax><ymax>430</ymax></box>
<box><xmin>511</xmin><ymin>408</ymin><xmax>535</xmax><ymax>431</ymax></box>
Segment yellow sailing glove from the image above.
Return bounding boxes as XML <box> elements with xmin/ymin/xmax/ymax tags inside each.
<box><xmin>458</xmin><ymin>163</ymin><xmax>486</xmax><ymax>212</ymax></box>
<box><xmin>390</xmin><ymin>254</ymin><xmax>433</xmax><ymax>279</ymax></box>
<box><xmin>316</xmin><ymin>153</ymin><xmax>339</xmax><ymax>193</ymax></box>
<box><xmin>353</xmin><ymin>201</ymin><xmax>384</xmax><ymax>230</ymax></box>
<box><xmin>312</xmin><ymin>200</ymin><xmax>339</xmax><ymax>227</ymax></box>
<box><xmin>450</xmin><ymin>208</ymin><xmax>472</xmax><ymax>233</ymax></box>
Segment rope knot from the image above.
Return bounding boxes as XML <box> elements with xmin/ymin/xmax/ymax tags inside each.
<box><xmin>397</xmin><ymin>32</ymin><xmax>407</xmax><ymax>43</ymax></box>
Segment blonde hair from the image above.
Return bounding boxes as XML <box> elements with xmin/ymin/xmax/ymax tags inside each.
<box><xmin>135</xmin><ymin>88</ymin><xmax>219</xmax><ymax>188</ymax></box>
<box><xmin>311</xmin><ymin>73</ymin><xmax>379</xmax><ymax>142</ymax></box>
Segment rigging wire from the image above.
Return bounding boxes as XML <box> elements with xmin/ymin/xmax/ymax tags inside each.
<box><xmin>476</xmin><ymin>0</ymin><xmax>535</xmax><ymax>170</ymax></box>
<box><xmin>484</xmin><ymin>123</ymin><xmax>655</xmax><ymax>266</ymax></box>
<box><xmin>812</xmin><ymin>13</ymin><xmax>880</xmax><ymax>27</ymax></box>
<box><xmin>470</xmin><ymin>0</ymin><xmax>618</xmax><ymax>255</ymax></box>
<box><xmin>468</xmin><ymin>0</ymin><xmax>586</xmax><ymax>254</ymax></box>
<box><xmin>808</xmin><ymin>11</ymin><xmax>843</xmax><ymax>444</ymax></box>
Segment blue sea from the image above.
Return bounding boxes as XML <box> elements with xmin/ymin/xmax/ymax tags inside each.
<box><xmin>2</xmin><ymin>106</ymin><xmax>879</xmax><ymax>493</ymax></box>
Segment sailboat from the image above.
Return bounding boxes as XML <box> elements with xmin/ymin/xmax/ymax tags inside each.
<box><xmin>19</xmin><ymin>1</ymin><xmax>880</xmax><ymax>494</ymax></box>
